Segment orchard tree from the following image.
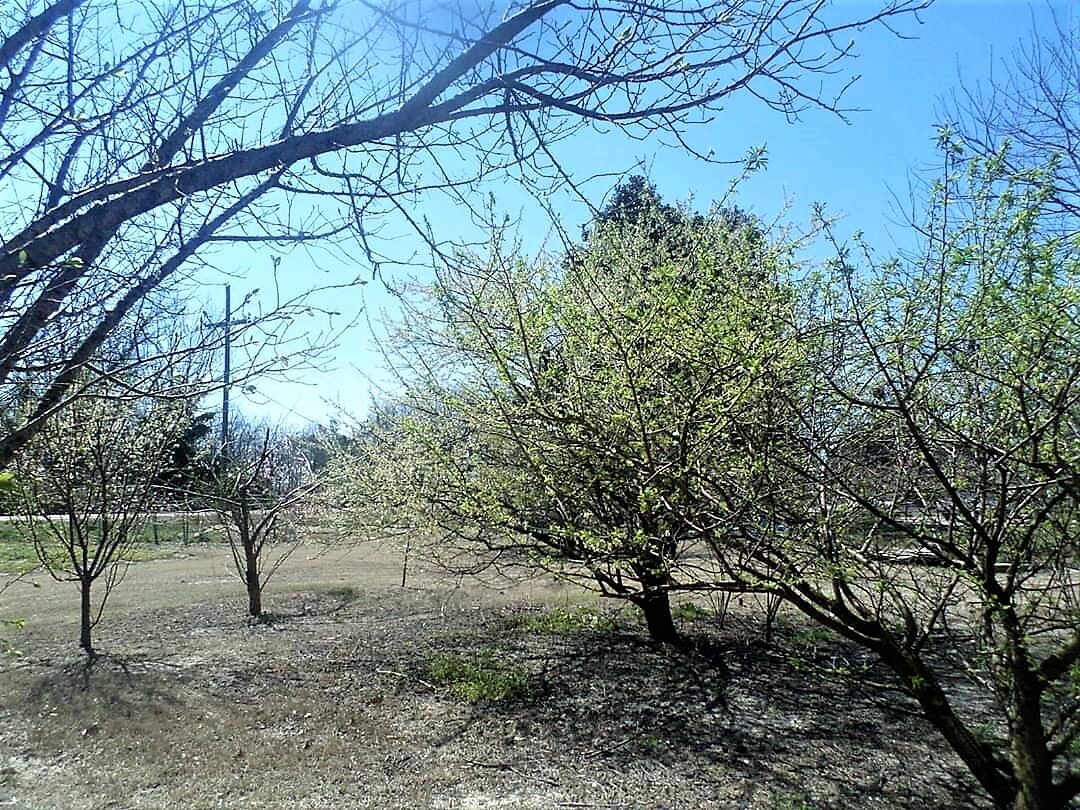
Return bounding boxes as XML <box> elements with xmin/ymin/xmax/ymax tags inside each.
<box><xmin>703</xmin><ymin>140</ymin><xmax>1080</xmax><ymax>809</ymax></box>
<box><xmin>0</xmin><ymin>0</ymin><xmax>931</xmax><ymax>466</ymax></box>
<box><xmin>13</xmin><ymin>376</ymin><xmax>192</xmax><ymax>654</ymax></box>
<box><xmin>344</xmin><ymin>194</ymin><xmax>799</xmax><ymax>642</ymax></box>
<box><xmin>205</xmin><ymin>419</ymin><xmax>320</xmax><ymax>619</ymax></box>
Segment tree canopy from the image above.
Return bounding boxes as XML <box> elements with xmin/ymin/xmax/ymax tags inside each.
<box><xmin>340</xmin><ymin>184</ymin><xmax>798</xmax><ymax>641</ymax></box>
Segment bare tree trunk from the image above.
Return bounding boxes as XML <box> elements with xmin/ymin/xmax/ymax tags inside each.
<box><xmin>1011</xmin><ymin>771</ymin><xmax>1052</xmax><ymax>810</ymax></box>
<box><xmin>632</xmin><ymin>563</ymin><xmax>678</xmax><ymax>643</ymax></box>
<box><xmin>632</xmin><ymin>559</ymin><xmax>678</xmax><ymax>644</ymax></box>
<box><xmin>985</xmin><ymin>595</ymin><xmax>1059</xmax><ymax>809</ymax></box>
<box><xmin>79</xmin><ymin>577</ymin><xmax>93</xmax><ymax>654</ymax></box>
<box><xmin>245</xmin><ymin>558</ymin><xmax>262</xmax><ymax>618</ymax></box>
<box><xmin>1008</xmin><ymin>661</ymin><xmax>1057</xmax><ymax>810</ymax></box>
<box><xmin>243</xmin><ymin>531</ymin><xmax>261</xmax><ymax>619</ymax></box>
<box><xmin>640</xmin><ymin>589</ymin><xmax>678</xmax><ymax>643</ymax></box>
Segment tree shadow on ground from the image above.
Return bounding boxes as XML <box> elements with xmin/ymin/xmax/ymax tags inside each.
<box><xmin>19</xmin><ymin>651</ymin><xmax>187</xmax><ymax>744</ymax></box>
<box><xmin>415</xmin><ymin>612</ymin><xmax>988</xmax><ymax>810</ymax></box>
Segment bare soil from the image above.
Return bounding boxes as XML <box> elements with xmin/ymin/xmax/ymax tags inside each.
<box><xmin>0</xmin><ymin>541</ymin><xmax>989</xmax><ymax>809</ymax></box>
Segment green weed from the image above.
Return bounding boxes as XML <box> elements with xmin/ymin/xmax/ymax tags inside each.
<box><xmin>793</xmin><ymin>626</ymin><xmax>837</xmax><ymax>646</ymax></box>
<box><xmin>772</xmin><ymin>792</ymin><xmax>815</xmax><ymax>810</ymax></box>
<box><xmin>672</xmin><ymin>601</ymin><xmax>710</xmax><ymax>622</ymax></box>
<box><xmin>641</xmin><ymin>733</ymin><xmax>663</xmax><ymax>753</ymax></box>
<box><xmin>0</xmin><ymin>534</ymin><xmax>174</xmax><ymax>574</ymax></box>
<box><xmin>426</xmin><ymin>650</ymin><xmax>528</xmax><ymax>703</ymax></box>
<box><xmin>505</xmin><ymin>606</ymin><xmax>621</xmax><ymax>635</ymax></box>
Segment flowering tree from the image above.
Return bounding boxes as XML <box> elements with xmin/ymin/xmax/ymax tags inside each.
<box><xmin>14</xmin><ymin>377</ymin><xmax>191</xmax><ymax>654</ymax></box>
<box><xmin>205</xmin><ymin>420</ymin><xmax>320</xmax><ymax>619</ymax></box>
<box><xmin>342</xmin><ymin>192</ymin><xmax>798</xmax><ymax>642</ymax></box>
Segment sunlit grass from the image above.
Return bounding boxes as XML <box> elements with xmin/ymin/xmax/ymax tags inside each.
<box><xmin>0</xmin><ymin>522</ymin><xmax>183</xmax><ymax>573</ymax></box>
<box><xmin>504</xmin><ymin>605</ymin><xmax>624</xmax><ymax>635</ymax></box>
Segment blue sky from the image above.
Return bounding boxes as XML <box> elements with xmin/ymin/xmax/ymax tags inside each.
<box><xmin>226</xmin><ymin>0</ymin><xmax>1073</xmax><ymax>429</ymax></box>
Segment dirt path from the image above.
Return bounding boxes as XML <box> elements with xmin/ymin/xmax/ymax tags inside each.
<box><xmin>0</xmin><ymin>542</ymin><xmax>985</xmax><ymax>810</ymax></box>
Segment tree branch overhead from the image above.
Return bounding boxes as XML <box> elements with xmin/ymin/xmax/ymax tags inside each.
<box><xmin>0</xmin><ymin>0</ymin><xmax>929</xmax><ymax>464</ymax></box>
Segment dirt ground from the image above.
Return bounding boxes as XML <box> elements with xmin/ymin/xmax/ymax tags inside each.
<box><xmin>0</xmin><ymin>541</ymin><xmax>989</xmax><ymax>809</ymax></box>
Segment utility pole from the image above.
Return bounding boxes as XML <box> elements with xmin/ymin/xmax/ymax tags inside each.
<box><xmin>221</xmin><ymin>284</ymin><xmax>231</xmax><ymax>455</ymax></box>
